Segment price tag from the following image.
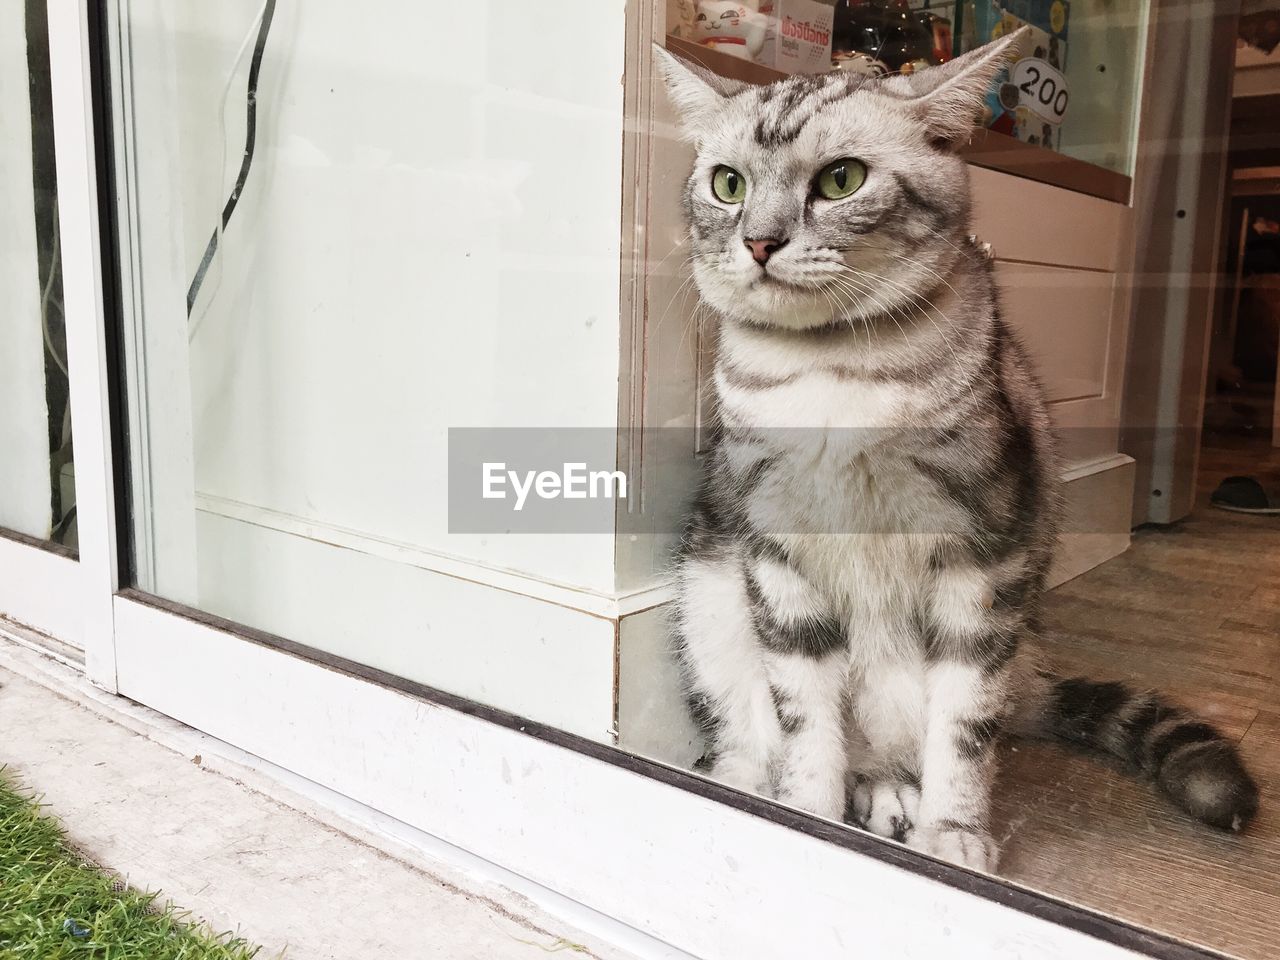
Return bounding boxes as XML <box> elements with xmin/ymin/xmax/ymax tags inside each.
<box><xmin>1010</xmin><ymin>57</ymin><xmax>1069</xmax><ymax>125</ymax></box>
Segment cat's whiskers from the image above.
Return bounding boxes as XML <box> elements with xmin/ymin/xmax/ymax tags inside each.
<box><xmin>826</xmin><ymin>229</ymin><xmax>987</xmax><ymax>405</ymax></box>
<box><xmin>887</xmin><ymin>249</ymin><xmax>965</xmax><ymax>306</ymax></box>
<box><xmin>816</xmin><ymin>284</ymin><xmax>845</xmax><ymax>338</ymax></box>
<box><xmin>823</xmin><ymin>282</ymin><xmax>871</xmax><ymax>353</ymax></box>
<box><xmin>843</xmin><ymin>265</ymin><xmax>985</xmax><ymax>410</ymax></box>
<box><xmin>823</xmin><ymin>273</ymin><xmax>879</xmax><ymax>354</ymax></box>
<box><xmin>827</xmin><ymin>266</ymin><xmax>914</xmax><ymax>333</ymax></box>
<box><xmin>651</xmin><ymin>254</ymin><xmax>700</xmax><ymax>340</ymax></box>
<box><xmin>835</xmin><ymin>265</ymin><xmax>955</xmax><ymax>363</ymax></box>
<box><xmin>829</xmin><ymin>273</ymin><xmax>916</xmax><ymax>358</ymax></box>
<box><xmin>647</xmin><ymin>231</ymin><xmax>693</xmax><ymax>279</ymax></box>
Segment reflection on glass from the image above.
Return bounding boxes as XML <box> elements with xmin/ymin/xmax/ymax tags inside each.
<box><xmin>650</xmin><ymin>27</ymin><xmax>1245</xmax><ymax>875</ymax></box>
<box><xmin>0</xmin><ymin>0</ymin><xmax>75</xmax><ymax>550</ymax></box>
<box><xmin>954</xmin><ymin>0</ymin><xmax>1148</xmax><ymax>174</ymax></box>
<box><xmin>646</xmin><ymin>4</ymin><xmax>1278</xmax><ymax>957</ymax></box>
<box><xmin>672</xmin><ymin>0</ymin><xmax>1149</xmax><ymax>175</ymax></box>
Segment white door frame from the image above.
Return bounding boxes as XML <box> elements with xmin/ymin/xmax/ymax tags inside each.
<box><xmin>0</xmin><ymin>0</ymin><xmax>116</xmax><ymax>679</ymax></box>
<box><xmin>6</xmin><ymin>2</ymin><xmax>1222</xmax><ymax>958</ymax></box>
<box><xmin>0</xmin><ymin>534</ymin><xmax>86</xmax><ymax>648</ymax></box>
<box><xmin>50</xmin><ymin>0</ymin><xmax>119</xmax><ymax>686</ymax></box>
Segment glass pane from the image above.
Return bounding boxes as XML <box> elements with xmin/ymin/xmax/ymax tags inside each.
<box><xmin>952</xmin><ymin>0</ymin><xmax>1148</xmax><ymax>174</ymax></box>
<box><xmin>0</xmin><ymin>0</ymin><xmax>76</xmax><ymax>551</ymax></box>
<box><xmin>670</xmin><ymin>0</ymin><xmax>1150</xmax><ymax>176</ymax></box>
<box><xmin>108</xmin><ymin>1</ymin><xmax>626</xmax><ymax>733</ymax></box>
<box><xmin>104</xmin><ymin>1</ymin><xmax>1279</xmax><ymax>957</ymax></box>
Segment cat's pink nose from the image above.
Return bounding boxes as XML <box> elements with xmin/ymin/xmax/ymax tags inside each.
<box><xmin>744</xmin><ymin>237</ymin><xmax>787</xmax><ymax>265</ymax></box>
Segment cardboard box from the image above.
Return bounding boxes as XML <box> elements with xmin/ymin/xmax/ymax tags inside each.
<box><xmin>764</xmin><ymin>0</ymin><xmax>838</xmax><ymax>75</ymax></box>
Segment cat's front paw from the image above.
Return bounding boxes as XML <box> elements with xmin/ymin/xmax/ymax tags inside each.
<box><xmin>846</xmin><ymin>777</ymin><xmax>920</xmax><ymax>842</ymax></box>
<box><xmin>908</xmin><ymin>822</ymin><xmax>998</xmax><ymax>872</ymax></box>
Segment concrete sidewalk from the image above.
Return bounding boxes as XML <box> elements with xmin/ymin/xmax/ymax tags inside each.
<box><xmin>0</xmin><ymin>634</ymin><xmax>658</xmax><ymax>960</ymax></box>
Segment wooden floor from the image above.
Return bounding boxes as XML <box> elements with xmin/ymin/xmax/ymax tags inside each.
<box><xmin>992</xmin><ymin>431</ymin><xmax>1280</xmax><ymax>958</ymax></box>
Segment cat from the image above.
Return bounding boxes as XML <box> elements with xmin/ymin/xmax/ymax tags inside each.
<box><xmin>655</xmin><ymin>28</ymin><xmax>1259</xmax><ymax>871</ymax></box>
<box><xmin>692</xmin><ymin>0</ymin><xmax>768</xmax><ymax>61</ymax></box>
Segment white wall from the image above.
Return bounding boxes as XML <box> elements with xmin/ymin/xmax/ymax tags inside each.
<box><xmin>183</xmin><ymin>1</ymin><xmax>627</xmax><ymax>593</ymax></box>
<box><xmin>0</xmin><ymin>8</ymin><xmax>53</xmax><ymax>541</ymax></box>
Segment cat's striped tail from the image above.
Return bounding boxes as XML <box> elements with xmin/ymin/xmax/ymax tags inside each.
<box><xmin>1019</xmin><ymin>673</ymin><xmax>1259</xmax><ymax>832</ymax></box>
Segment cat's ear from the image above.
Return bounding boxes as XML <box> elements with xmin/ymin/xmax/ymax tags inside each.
<box><xmin>652</xmin><ymin>44</ymin><xmax>745</xmax><ymax>138</ymax></box>
<box><xmin>883</xmin><ymin>26</ymin><xmax>1030</xmax><ymax>147</ymax></box>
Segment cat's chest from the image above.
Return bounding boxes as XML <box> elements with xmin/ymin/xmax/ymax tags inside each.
<box><xmin>716</xmin><ymin>367</ymin><xmax>926</xmax><ymax>434</ymax></box>
<box><xmin>746</xmin><ymin>445</ymin><xmax>955</xmax><ymax>606</ymax></box>
<box><xmin>712</xmin><ymin>321</ymin><xmax>944</xmax><ymax>434</ymax></box>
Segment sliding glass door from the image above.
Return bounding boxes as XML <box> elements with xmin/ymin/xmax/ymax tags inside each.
<box><xmin>0</xmin><ymin>0</ymin><xmax>103</xmax><ymax>649</ymax></box>
<box><xmin>1</xmin><ymin>0</ymin><xmax>74</xmax><ymax>552</ymax></box>
<box><xmin>27</xmin><ymin>0</ymin><xmax>1253</xmax><ymax>957</ymax></box>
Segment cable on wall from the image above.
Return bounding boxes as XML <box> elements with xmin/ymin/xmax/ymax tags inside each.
<box><xmin>186</xmin><ymin>0</ymin><xmax>278</xmax><ymax>318</ymax></box>
<box><xmin>41</xmin><ymin>208</ymin><xmax>68</xmax><ymax>377</ymax></box>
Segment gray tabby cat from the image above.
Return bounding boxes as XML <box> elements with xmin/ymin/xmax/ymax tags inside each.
<box><xmin>656</xmin><ymin>29</ymin><xmax>1258</xmax><ymax>871</ymax></box>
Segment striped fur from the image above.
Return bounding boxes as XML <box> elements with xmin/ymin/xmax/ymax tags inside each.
<box><xmin>1018</xmin><ymin>674</ymin><xmax>1259</xmax><ymax>831</ymax></box>
<box><xmin>655</xmin><ymin>32</ymin><xmax>1258</xmax><ymax>871</ymax></box>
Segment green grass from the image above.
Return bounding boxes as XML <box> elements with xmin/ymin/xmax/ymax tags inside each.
<box><xmin>0</xmin><ymin>770</ymin><xmax>260</xmax><ymax>959</ymax></box>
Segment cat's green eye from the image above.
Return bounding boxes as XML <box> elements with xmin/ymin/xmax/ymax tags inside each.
<box><xmin>711</xmin><ymin>165</ymin><xmax>747</xmax><ymax>204</ymax></box>
<box><xmin>815</xmin><ymin>159</ymin><xmax>867</xmax><ymax>200</ymax></box>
